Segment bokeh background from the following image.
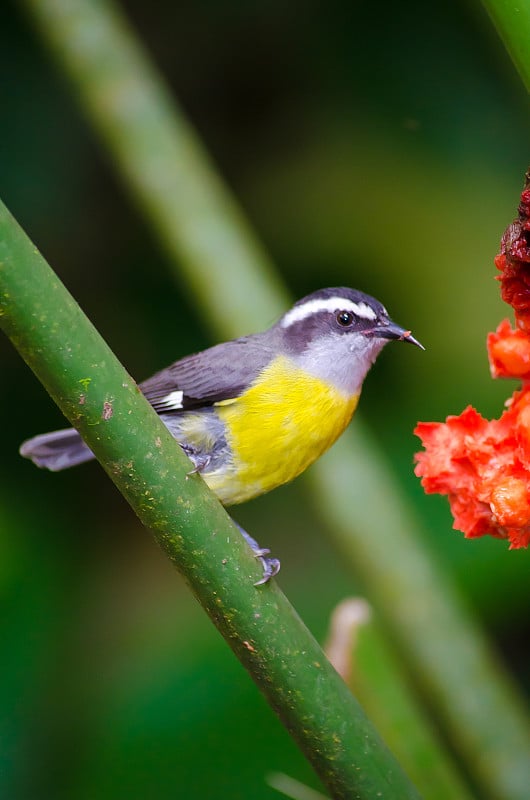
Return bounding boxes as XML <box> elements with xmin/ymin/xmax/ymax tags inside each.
<box><xmin>1</xmin><ymin>1</ymin><xmax>528</xmax><ymax>798</ymax></box>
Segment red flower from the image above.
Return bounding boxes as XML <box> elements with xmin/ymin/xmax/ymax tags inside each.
<box><xmin>487</xmin><ymin>319</ymin><xmax>530</xmax><ymax>379</ymax></box>
<box><xmin>415</xmin><ymin>171</ymin><xmax>530</xmax><ymax>549</ymax></box>
<box><xmin>415</xmin><ymin>394</ymin><xmax>530</xmax><ymax>549</ymax></box>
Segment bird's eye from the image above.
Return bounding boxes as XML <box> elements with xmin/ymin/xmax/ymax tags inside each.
<box><xmin>337</xmin><ymin>310</ymin><xmax>354</xmax><ymax>327</ymax></box>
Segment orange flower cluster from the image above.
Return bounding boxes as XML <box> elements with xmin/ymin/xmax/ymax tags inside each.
<box><xmin>414</xmin><ymin>172</ymin><xmax>530</xmax><ymax>549</ymax></box>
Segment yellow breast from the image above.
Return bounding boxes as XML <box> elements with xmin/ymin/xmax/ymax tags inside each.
<box><xmin>205</xmin><ymin>355</ymin><xmax>359</xmax><ymax>505</ymax></box>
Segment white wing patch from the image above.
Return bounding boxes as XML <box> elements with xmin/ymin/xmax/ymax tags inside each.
<box><xmin>281</xmin><ymin>296</ymin><xmax>377</xmax><ymax>328</ymax></box>
<box><xmin>160</xmin><ymin>389</ymin><xmax>184</xmax><ymax>410</ymax></box>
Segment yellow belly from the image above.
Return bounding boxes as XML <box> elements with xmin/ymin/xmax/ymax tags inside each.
<box><xmin>205</xmin><ymin>356</ymin><xmax>359</xmax><ymax>505</ymax></box>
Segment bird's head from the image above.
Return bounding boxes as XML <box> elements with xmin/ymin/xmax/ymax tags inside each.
<box><xmin>278</xmin><ymin>287</ymin><xmax>423</xmax><ymax>395</ymax></box>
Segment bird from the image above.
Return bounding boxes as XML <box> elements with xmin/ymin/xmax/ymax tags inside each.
<box><xmin>20</xmin><ymin>287</ymin><xmax>423</xmax><ymax>582</ymax></box>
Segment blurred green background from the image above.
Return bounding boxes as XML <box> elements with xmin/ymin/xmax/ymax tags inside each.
<box><xmin>1</xmin><ymin>1</ymin><xmax>528</xmax><ymax>798</ymax></box>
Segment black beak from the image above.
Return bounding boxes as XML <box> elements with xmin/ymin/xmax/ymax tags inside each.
<box><xmin>365</xmin><ymin>321</ymin><xmax>425</xmax><ymax>350</ymax></box>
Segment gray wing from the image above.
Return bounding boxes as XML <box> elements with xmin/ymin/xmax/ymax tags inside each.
<box><xmin>140</xmin><ymin>334</ymin><xmax>276</xmax><ymax>413</ymax></box>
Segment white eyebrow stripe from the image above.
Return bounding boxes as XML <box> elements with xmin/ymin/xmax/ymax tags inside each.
<box><xmin>281</xmin><ymin>297</ymin><xmax>377</xmax><ymax>327</ymax></box>
<box><xmin>160</xmin><ymin>389</ymin><xmax>184</xmax><ymax>410</ymax></box>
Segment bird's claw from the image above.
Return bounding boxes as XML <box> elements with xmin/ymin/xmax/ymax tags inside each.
<box><xmin>186</xmin><ymin>454</ymin><xmax>211</xmax><ymax>477</ymax></box>
<box><xmin>232</xmin><ymin>520</ymin><xmax>280</xmax><ymax>586</ymax></box>
<box><xmin>254</xmin><ymin>555</ymin><xmax>281</xmax><ymax>586</ymax></box>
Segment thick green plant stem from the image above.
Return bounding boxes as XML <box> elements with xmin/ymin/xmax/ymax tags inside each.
<box><xmin>19</xmin><ymin>1</ymin><xmax>530</xmax><ymax>798</ymax></box>
<box><xmin>481</xmin><ymin>0</ymin><xmax>530</xmax><ymax>92</ymax></box>
<box><xmin>0</xmin><ymin>198</ymin><xmax>421</xmax><ymax>800</ymax></box>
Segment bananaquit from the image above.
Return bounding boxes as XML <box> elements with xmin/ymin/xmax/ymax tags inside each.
<box><xmin>20</xmin><ymin>287</ymin><xmax>423</xmax><ymax>582</ymax></box>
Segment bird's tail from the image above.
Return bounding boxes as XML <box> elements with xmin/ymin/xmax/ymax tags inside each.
<box><xmin>19</xmin><ymin>428</ymin><xmax>95</xmax><ymax>471</ymax></box>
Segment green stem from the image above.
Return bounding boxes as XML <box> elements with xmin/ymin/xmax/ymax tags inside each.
<box><xmin>0</xmin><ymin>198</ymin><xmax>420</xmax><ymax>800</ymax></box>
<box><xmin>481</xmin><ymin>0</ymin><xmax>530</xmax><ymax>92</ymax></box>
<box><xmin>18</xmin><ymin>1</ymin><xmax>530</xmax><ymax>798</ymax></box>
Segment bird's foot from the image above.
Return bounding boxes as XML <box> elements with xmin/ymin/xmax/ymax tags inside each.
<box><xmin>185</xmin><ymin>453</ymin><xmax>211</xmax><ymax>476</ymax></box>
<box><xmin>233</xmin><ymin>522</ymin><xmax>281</xmax><ymax>585</ymax></box>
<box><xmin>253</xmin><ymin>551</ymin><xmax>281</xmax><ymax>586</ymax></box>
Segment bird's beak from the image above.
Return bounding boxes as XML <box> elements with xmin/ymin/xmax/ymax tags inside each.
<box><xmin>364</xmin><ymin>321</ymin><xmax>425</xmax><ymax>350</ymax></box>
